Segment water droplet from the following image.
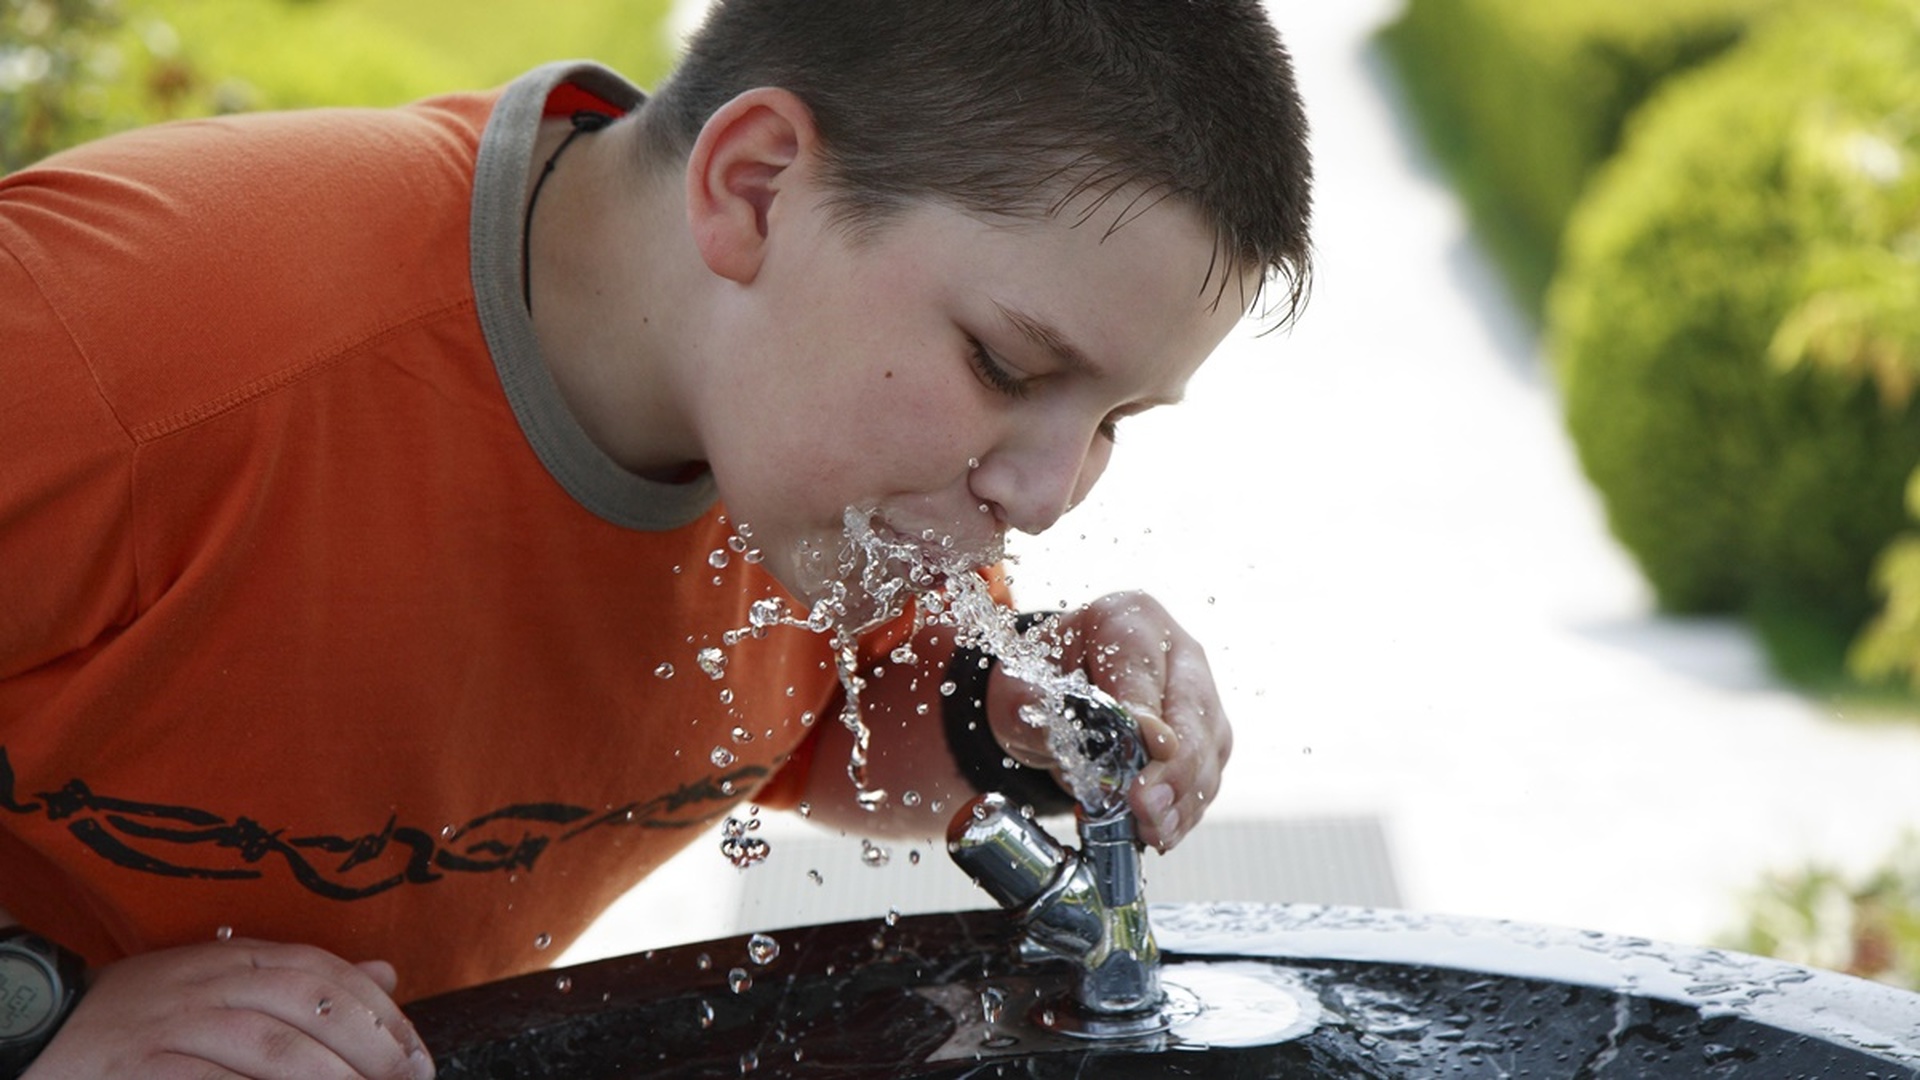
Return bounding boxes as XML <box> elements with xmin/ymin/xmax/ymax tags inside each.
<box><xmin>730</xmin><ymin>726</ymin><xmax>752</xmax><ymax>744</ymax></box>
<box><xmin>967</xmin><ymin>457</ymin><xmax>980</xmax><ymax>469</ymax></box>
<box><xmin>861</xmin><ymin>839</ymin><xmax>891</xmax><ymax>867</ymax></box>
<box><xmin>748</xmin><ymin>598</ymin><xmax>784</xmax><ymax>629</ymax></box>
<box><xmin>698</xmin><ymin>999</ymin><xmax>715</xmax><ymax>1028</ymax></box>
<box><xmin>914</xmin><ymin>702</ymin><xmax>929</xmax><ymax>715</ymax></box>
<box><xmin>855</xmin><ymin>788</ymin><xmax>889</xmax><ymax>812</ymax></box>
<box><xmin>982</xmin><ymin>1033</ymin><xmax>1019</xmax><ymax>1049</ymax></box>
<box><xmin>979</xmin><ymin>986</ymin><xmax>1007</xmax><ymax>1023</ymax></box>
<box><xmin>696</xmin><ymin>952</ymin><xmax>712</xmax><ymax>970</ymax></box>
<box><xmin>909</xmin><ymin>849</ymin><xmax>921</xmax><ymax>865</ymax></box>
<box><xmin>743</xmin><ymin>548</ymin><xmax>764</xmax><ymax>564</ymax></box>
<box><xmin>807</xmin><ymin>869</ymin><xmax>824</xmax><ymax>885</ymax></box>
<box><xmin>901</xmin><ymin>790</ymin><xmax>922</xmax><ymax>807</ymax></box>
<box><xmin>654</xmin><ymin>662</ymin><xmax>675</xmax><ymax>679</ymax></box>
<box><xmin>728</xmin><ymin>967</ymin><xmax>752</xmax><ymax>993</ymax></box>
<box><xmin>215</xmin><ymin>925</ymin><xmax>233</xmax><ymax>942</ymax></box>
<box><xmin>747</xmin><ymin>933</ymin><xmax>780</xmax><ymax>965</ymax></box>
<box><xmin>884</xmin><ymin>907</ymin><xmax>901</xmax><ymax>926</ymax></box>
<box><xmin>316</xmin><ymin>997</ymin><xmax>333</xmax><ymax>1017</ymax></box>
<box><xmin>697</xmin><ymin>647</ymin><xmax>727</xmax><ymax>679</ymax></box>
<box><xmin>738</xmin><ymin>1049</ymin><xmax>759</xmax><ymax>1074</ymax></box>
<box><xmin>719</xmin><ymin>816</ymin><xmax>771</xmax><ymax>867</ymax></box>
<box><xmin>889</xmin><ymin>644</ymin><xmax>917</xmax><ymax>665</ymax></box>
<box><xmin>555</xmin><ymin>975</ymin><xmax>573</xmax><ymax>994</ymax></box>
<box><xmin>796</xmin><ymin>801</ymin><xmax>811</xmax><ymax>817</ymax></box>
<box><xmin>728</xmin><ymin>535</ymin><xmax>748</xmax><ymax>553</ymax></box>
<box><xmin>708</xmin><ymin>548</ymin><xmax>730</xmax><ymax>569</ymax></box>
<box><xmin>534</xmin><ymin>933</ymin><xmax>552</xmax><ymax>951</ymax></box>
<box><xmin>711</xmin><ymin>746</ymin><xmax>736</xmax><ymax>768</ymax></box>
<box><xmin>1302</xmin><ymin>746</ymin><xmax>1313</xmax><ymax>756</ymax></box>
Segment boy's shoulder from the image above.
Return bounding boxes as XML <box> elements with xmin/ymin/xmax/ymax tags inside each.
<box><xmin>0</xmin><ymin>94</ymin><xmax>500</xmax><ymax>435</ymax></box>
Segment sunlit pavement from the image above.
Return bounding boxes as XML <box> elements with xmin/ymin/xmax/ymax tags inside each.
<box><xmin>566</xmin><ymin>0</ymin><xmax>1920</xmax><ymax>967</ymax></box>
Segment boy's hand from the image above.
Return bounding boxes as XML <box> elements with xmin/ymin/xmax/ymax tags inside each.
<box><xmin>986</xmin><ymin>591</ymin><xmax>1230</xmax><ymax>852</ymax></box>
<box><xmin>24</xmin><ymin>938</ymin><xmax>434</xmax><ymax>1080</ymax></box>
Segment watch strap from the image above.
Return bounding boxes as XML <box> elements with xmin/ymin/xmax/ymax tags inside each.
<box><xmin>0</xmin><ymin>928</ymin><xmax>87</xmax><ymax>1080</ymax></box>
<box><xmin>940</xmin><ymin>614</ymin><xmax>1078</xmax><ymax>817</ymax></box>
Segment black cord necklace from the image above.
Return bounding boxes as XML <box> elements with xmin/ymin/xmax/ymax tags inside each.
<box><xmin>522</xmin><ymin>110</ymin><xmax>613</xmax><ymax>313</ymax></box>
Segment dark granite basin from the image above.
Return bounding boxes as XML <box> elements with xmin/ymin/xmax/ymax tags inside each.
<box><xmin>408</xmin><ymin>902</ymin><xmax>1920</xmax><ymax>1077</ymax></box>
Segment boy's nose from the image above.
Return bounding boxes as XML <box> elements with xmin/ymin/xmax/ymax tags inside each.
<box><xmin>968</xmin><ymin>431</ymin><xmax>1110</xmax><ymax>535</ymax></box>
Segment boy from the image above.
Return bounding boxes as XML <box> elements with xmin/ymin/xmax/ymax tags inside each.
<box><xmin>0</xmin><ymin>0</ymin><xmax>1311</xmax><ymax>1075</ymax></box>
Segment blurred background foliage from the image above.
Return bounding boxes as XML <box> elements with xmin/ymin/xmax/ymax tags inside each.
<box><xmin>1721</xmin><ymin>832</ymin><xmax>1920</xmax><ymax>991</ymax></box>
<box><xmin>1383</xmin><ymin>0</ymin><xmax>1920</xmax><ymax>985</ymax></box>
<box><xmin>2</xmin><ymin>0</ymin><xmax>677</xmax><ymax>174</ymax></box>
<box><xmin>1384</xmin><ymin>0</ymin><xmax>1920</xmax><ymax>697</ymax></box>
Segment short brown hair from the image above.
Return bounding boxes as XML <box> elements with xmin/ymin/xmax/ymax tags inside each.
<box><xmin>646</xmin><ymin>0</ymin><xmax>1313</xmax><ymax>323</ymax></box>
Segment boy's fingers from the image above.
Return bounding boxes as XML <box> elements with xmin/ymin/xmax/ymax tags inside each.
<box><xmin>356</xmin><ymin>959</ymin><xmax>400</xmax><ymax>996</ymax></box>
<box><xmin>234</xmin><ymin>944</ymin><xmax>433</xmax><ymax>1079</ymax></box>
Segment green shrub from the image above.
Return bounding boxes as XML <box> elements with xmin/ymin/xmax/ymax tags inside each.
<box><xmin>1722</xmin><ymin>832</ymin><xmax>1920</xmax><ymax>991</ymax></box>
<box><xmin>1551</xmin><ymin>0</ymin><xmax>1920</xmax><ymax>641</ymax></box>
<box><xmin>123</xmin><ymin>0</ymin><xmax>677</xmax><ymax>113</ymax></box>
<box><xmin>1378</xmin><ymin>0</ymin><xmax>1785</xmax><ymax>320</ymax></box>
<box><xmin>3</xmin><ymin>0</ymin><xmax>677</xmax><ymax>172</ymax></box>
<box><xmin>1</xmin><ymin>0</ymin><xmax>159</xmax><ymax>172</ymax></box>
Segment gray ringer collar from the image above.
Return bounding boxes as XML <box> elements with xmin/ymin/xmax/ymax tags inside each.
<box><xmin>471</xmin><ymin>61</ymin><xmax>717</xmax><ymax>531</ymax></box>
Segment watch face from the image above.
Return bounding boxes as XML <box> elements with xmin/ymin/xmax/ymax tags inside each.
<box><xmin>0</xmin><ymin>951</ymin><xmax>58</xmax><ymax>1040</ymax></box>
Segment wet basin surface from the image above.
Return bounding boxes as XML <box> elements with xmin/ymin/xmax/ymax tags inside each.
<box><xmin>409</xmin><ymin>902</ymin><xmax>1920</xmax><ymax>1078</ymax></box>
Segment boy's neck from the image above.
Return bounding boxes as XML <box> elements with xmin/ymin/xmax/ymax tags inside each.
<box><xmin>524</xmin><ymin>114</ymin><xmax>710</xmax><ymax>483</ymax></box>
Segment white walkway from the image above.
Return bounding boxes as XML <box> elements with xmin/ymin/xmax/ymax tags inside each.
<box><xmin>566</xmin><ymin>0</ymin><xmax>1920</xmax><ymax>966</ymax></box>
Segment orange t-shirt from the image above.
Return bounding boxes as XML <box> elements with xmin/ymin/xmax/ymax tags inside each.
<box><xmin>0</xmin><ymin>63</ymin><xmax>891</xmax><ymax>1000</ymax></box>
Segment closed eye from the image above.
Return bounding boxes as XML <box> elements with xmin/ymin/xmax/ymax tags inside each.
<box><xmin>967</xmin><ymin>336</ymin><xmax>1030</xmax><ymax>399</ymax></box>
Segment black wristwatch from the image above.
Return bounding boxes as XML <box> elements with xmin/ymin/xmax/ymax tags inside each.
<box><xmin>0</xmin><ymin>928</ymin><xmax>87</xmax><ymax>1079</ymax></box>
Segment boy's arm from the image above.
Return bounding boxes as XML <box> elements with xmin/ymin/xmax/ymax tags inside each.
<box><xmin>0</xmin><ymin>237</ymin><xmax>139</xmax><ymax>686</ymax></box>
<box><xmin>797</xmin><ymin>592</ymin><xmax>1229</xmax><ymax>852</ymax></box>
<box><xmin>6</xmin><ymin>901</ymin><xmax>433</xmax><ymax>1080</ymax></box>
<box><xmin>20</xmin><ymin>939</ymin><xmax>434</xmax><ymax>1080</ymax></box>
<box><xmin>0</xmin><ymin>232</ymin><xmax>432</xmax><ymax>1080</ymax></box>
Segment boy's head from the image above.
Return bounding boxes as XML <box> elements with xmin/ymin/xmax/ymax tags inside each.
<box><xmin>645</xmin><ymin>0</ymin><xmax>1313</xmax><ymax>321</ymax></box>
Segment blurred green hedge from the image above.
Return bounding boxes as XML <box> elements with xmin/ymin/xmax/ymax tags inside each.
<box><xmin>1378</xmin><ymin>0</ymin><xmax>1785</xmax><ymax>321</ymax></box>
<box><xmin>1550</xmin><ymin>0</ymin><xmax>1920</xmax><ymax>656</ymax></box>
<box><xmin>3</xmin><ymin>0</ymin><xmax>677</xmax><ymax>173</ymax></box>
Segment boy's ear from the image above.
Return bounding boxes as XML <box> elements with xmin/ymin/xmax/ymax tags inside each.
<box><xmin>685</xmin><ymin>87</ymin><xmax>818</xmax><ymax>284</ymax></box>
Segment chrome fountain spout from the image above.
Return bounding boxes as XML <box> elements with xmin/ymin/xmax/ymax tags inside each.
<box><xmin>945</xmin><ymin>690</ymin><xmax>1166</xmax><ymax>1037</ymax></box>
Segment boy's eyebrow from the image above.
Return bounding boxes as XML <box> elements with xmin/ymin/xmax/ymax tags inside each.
<box><xmin>994</xmin><ymin>301</ymin><xmax>1103</xmax><ymax>378</ymax></box>
<box><xmin>992</xmin><ymin>301</ymin><xmax>1186</xmax><ymax>406</ymax></box>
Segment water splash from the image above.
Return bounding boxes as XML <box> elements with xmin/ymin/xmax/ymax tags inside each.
<box><xmin>700</xmin><ymin>503</ymin><xmax>1133</xmax><ymax>830</ymax></box>
<box><xmin>720</xmin><ymin>816</ymin><xmax>770</xmax><ymax>868</ymax></box>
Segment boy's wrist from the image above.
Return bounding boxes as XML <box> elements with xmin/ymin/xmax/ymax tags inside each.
<box><xmin>939</xmin><ymin>614</ymin><xmax>1077</xmax><ymax>817</ymax></box>
<box><xmin>0</xmin><ymin>928</ymin><xmax>87</xmax><ymax>1080</ymax></box>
